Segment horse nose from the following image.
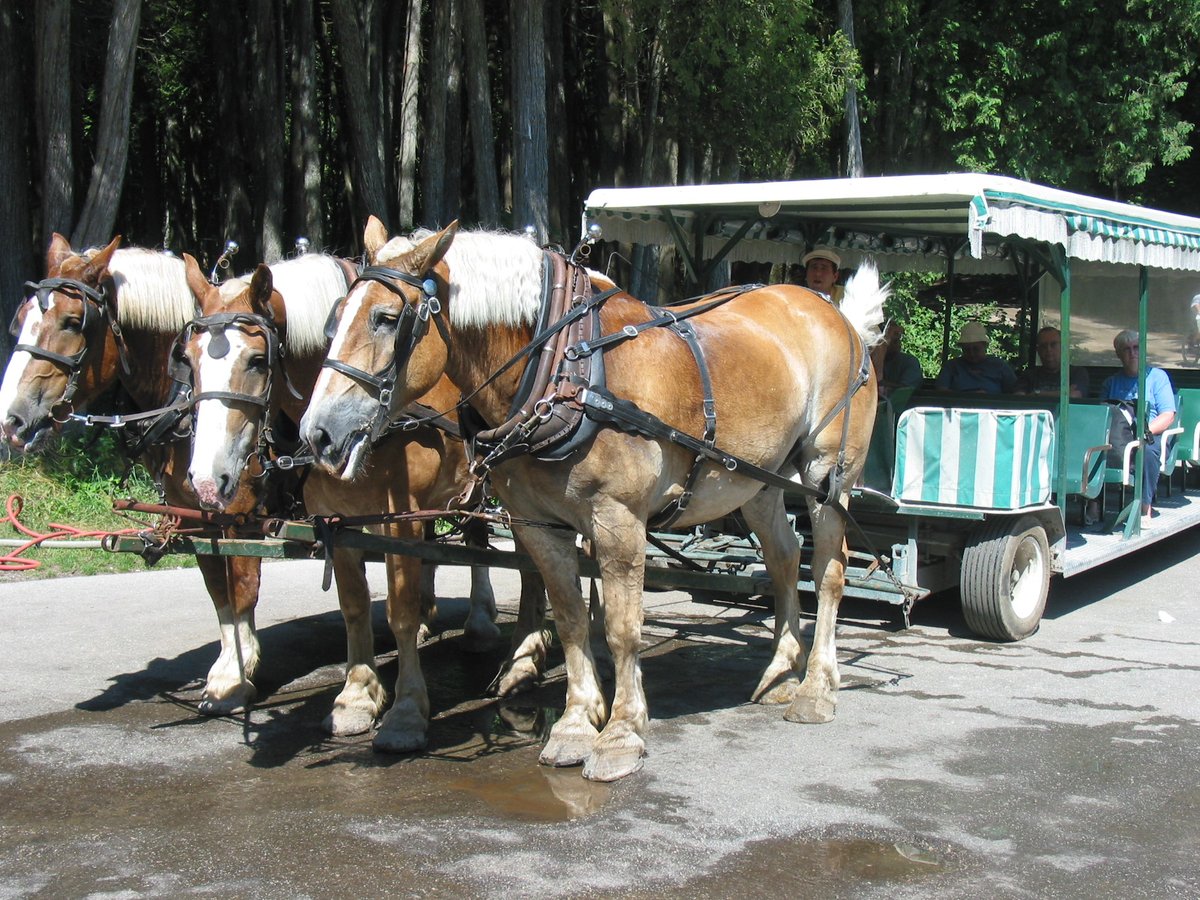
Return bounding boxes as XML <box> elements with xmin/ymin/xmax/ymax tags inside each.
<box><xmin>189</xmin><ymin>469</ymin><xmax>233</xmax><ymax>510</ymax></box>
<box><xmin>2</xmin><ymin>413</ymin><xmax>26</xmax><ymax>448</ymax></box>
<box><xmin>307</xmin><ymin>424</ymin><xmax>334</xmax><ymax>462</ymax></box>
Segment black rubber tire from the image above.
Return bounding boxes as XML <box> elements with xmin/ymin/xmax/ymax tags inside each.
<box><xmin>960</xmin><ymin>515</ymin><xmax>1050</xmax><ymax>641</ymax></box>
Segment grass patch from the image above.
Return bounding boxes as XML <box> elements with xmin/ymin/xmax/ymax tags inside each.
<box><xmin>0</xmin><ymin>430</ymin><xmax>196</xmax><ymax>580</ymax></box>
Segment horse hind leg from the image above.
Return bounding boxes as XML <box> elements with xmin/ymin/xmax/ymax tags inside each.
<box><xmin>459</xmin><ymin>518</ymin><xmax>502</xmax><ymax>651</ymax></box>
<box><xmin>783</xmin><ymin>498</ymin><xmax>848</xmax><ymax>725</ymax></box>
<box><xmin>196</xmin><ymin>554</ymin><xmax>262</xmax><ymax>716</ymax></box>
<box><xmin>326</xmin><ymin>547</ymin><xmax>388</xmax><ymax>736</ymax></box>
<box><xmin>740</xmin><ymin>489</ymin><xmax>807</xmax><ymax>706</ymax></box>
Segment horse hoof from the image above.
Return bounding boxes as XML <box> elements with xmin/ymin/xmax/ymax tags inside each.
<box><xmin>325</xmin><ymin>706</ymin><xmax>376</xmax><ymax>736</ymax></box>
<box><xmin>373</xmin><ymin>728</ymin><xmax>427</xmax><ymax>754</ymax></box>
<box><xmin>460</xmin><ymin>619</ymin><xmax>502</xmax><ymax>653</ymax></box>
<box><xmin>752</xmin><ymin>675</ymin><xmax>799</xmax><ymax>705</ymax></box>
<box><xmin>494</xmin><ymin>658</ymin><xmax>542</xmax><ymax>697</ymax></box>
<box><xmin>783</xmin><ymin>694</ymin><xmax>836</xmax><ymax>724</ymax></box>
<box><xmin>582</xmin><ymin>740</ymin><xmax>645</xmax><ymax>782</ymax></box>
<box><xmin>539</xmin><ymin>731</ymin><xmax>596</xmax><ymax>768</ymax></box>
<box><xmin>198</xmin><ymin>687</ymin><xmax>255</xmax><ymax>716</ymax></box>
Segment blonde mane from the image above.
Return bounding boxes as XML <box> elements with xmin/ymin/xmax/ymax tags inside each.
<box><xmin>375</xmin><ymin>229</ymin><xmax>544</xmax><ymax>329</ymax></box>
<box><xmin>266</xmin><ymin>255</ymin><xmax>350</xmax><ymax>354</ymax></box>
<box><xmin>102</xmin><ymin>248</ymin><xmax>195</xmax><ymax>333</ymax></box>
<box><xmin>222</xmin><ymin>254</ymin><xmax>349</xmax><ymax>354</ymax></box>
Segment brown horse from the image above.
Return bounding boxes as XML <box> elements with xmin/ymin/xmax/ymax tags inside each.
<box><xmin>302</xmin><ymin>221</ymin><xmax>887</xmax><ymax>781</ymax></box>
<box><xmin>0</xmin><ymin>235</ymin><xmax>275</xmax><ymax>714</ymax></box>
<box><xmin>177</xmin><ymin>252</ymin><xmax>547</xmax><ymax>749</ymax></box>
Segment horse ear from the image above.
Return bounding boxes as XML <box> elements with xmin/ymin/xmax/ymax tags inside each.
<box><xmin>81</xmin><ymin>235</ymin><xmax>121</xmax><ymax>284</ymax></box>
<box><xmin>363</xmin><ymin>215</ymin><xmax>389</xmax><ymax>261</ymax></box>
<box><xmin>46</xmin><ymin>233</ymin><xmax>74</xmax><ymax>274</ymax></box>
<box><xmin>410</xmin><ymin>220</ymin><xmax>458</xmax><ymax>273</ymax></box>
<box><xmin>182</xmin><ymin>253</ymin><xmax>211</xmax><ymax>305</ymax></box>
<box><xmin>249</xmin><ymin>264</ymin><xmax>275</xmax><ymax>316</ymax></box>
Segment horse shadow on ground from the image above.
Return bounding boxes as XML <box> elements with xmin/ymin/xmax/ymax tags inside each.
<box><xmin>71</xmin><ymin>587</ymin><xmax>927</xmax><ymax>771</ymax></box>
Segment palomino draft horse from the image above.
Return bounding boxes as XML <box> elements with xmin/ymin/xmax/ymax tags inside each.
<box><xmin>303</xmin><ymin>222</ymin><xmax>887</xmax><ymax>781</ymax></box>
<box><xmin>177</xmin><ymin>250</ymin><xmax>546</xmax><ymax>748</ymax></box>
<box><xmin>0</xmin><ymin>234</ymin><xmax>285</xmax><ymax>714</ymax></box>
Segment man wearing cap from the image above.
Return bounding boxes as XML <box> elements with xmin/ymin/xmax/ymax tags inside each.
<box><xmin>934</xmin><ymin>321</ymin><xmax>1018</xmax><ymax>394</ymax></box>
<box><xmin>802</xmin><ymin>246</ymin><xmax>843</xmax><ymax>304</ymax></box>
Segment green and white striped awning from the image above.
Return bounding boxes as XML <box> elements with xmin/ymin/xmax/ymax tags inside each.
<box><xmin>583</xmin><ymin>174</ymin><xmax>1200</xmax><ymax>274</ymax></box>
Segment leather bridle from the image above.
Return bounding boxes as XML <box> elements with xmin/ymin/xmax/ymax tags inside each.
<box><xmin>320</xmin><ymin>265</ymin><xmax>448</xmax><ymax>441</ymax></box>
<box><xmin>8</xmin><ymin>276</ymin><xmax>131</xmax><ymax>422</ymax></box>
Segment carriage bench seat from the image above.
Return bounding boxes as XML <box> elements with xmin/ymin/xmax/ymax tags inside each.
<box><xmin>893</xmin><ymin>406</ymin><xmax>1054</xmax><ymax>510</ymax></box>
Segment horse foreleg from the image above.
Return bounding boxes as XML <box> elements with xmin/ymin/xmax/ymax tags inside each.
<box><xmin>784</xmin><ymin>500</ymin><xmax>846</xmax><ymax>725</ymax></box>
<box><xmin>582</xmin><ymin>502</ymin><xmax>648</xmax><ymax>782</ymax></box>
<box><xmin>196</xmin><ymin>554</ymin><xmax>261</xmax><ymax>716</ymax></box>
<box><xmin>517</xmin><ymin>525</ymin><xmax>606</xmax><ymax>768</ymax></box>
<box><xmin>374</xmin><ymin>521</ymin><xmax>431</xmax><ymax>753</ymax></box>
<box><xmin>741</xmin><ymin>489</ymin><xmax>806</xmax><ymax>705</ymax></box>
<box><xmin>326</xmin><ymin>547</ymin><xmax>387</xmax><ymax>736</ymax></box>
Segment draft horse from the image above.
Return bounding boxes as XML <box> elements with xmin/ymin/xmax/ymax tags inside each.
<box><xmin>0</xmin><ymin>235</ymin><xmax>286</xmax><ymax>714</ymax></box>
<box><xmin>302</xmin><ymin>221</ymin><xmax>887</xmax><ymax>781</ymax></box>
<box><xmin>177</xmin><ymin>252</ymin><xmax>547</xmax><ymax>748</ymax></box>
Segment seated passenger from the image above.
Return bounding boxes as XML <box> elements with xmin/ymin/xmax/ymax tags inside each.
<box><xmin>1015</xmin><ymin>326</ymin><xmax>1089</xmax><ymax>398</ymax></box>
<box><xmin>872</xmin><ymin>320</ymin><xmax>924</xmax><ymax>398</ymax></box>
<box><xmin>934</xmin><ymin>321</ymin><xmax>1017</xmax><ymax>394</ymax></box>
<box><xmin>1094</xmin><ymin>329</ymin><xmax>1177</xmax><ymax>523</ymax></box>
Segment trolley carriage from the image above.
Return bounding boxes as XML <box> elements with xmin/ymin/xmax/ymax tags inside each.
<box><xmin>101</xmin><ymin>174</ymin><xmax>1200</xmax><ymax>643</ymax></box>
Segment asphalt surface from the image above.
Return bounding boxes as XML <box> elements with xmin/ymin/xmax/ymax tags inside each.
<box><xmin>1</xmin><ymin>530</ymin><xmax>1198</xmax><ymax>898</ymax></box>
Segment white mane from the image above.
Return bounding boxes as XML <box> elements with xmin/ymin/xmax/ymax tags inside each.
<box><xmin>223</xmin><ymin>254</ymin><xmax>348</xmax><ymax>354</ymax></box>
<box><xmin>267</xmin><ymin>255</ymin><xmax>349</xmax><ymax>354</ymax></box>
<box><xmin>376</xmin><ymin>229</ymin><xmax>544</xmax><ymax>329</ymax></box>
<box><xmin>102</xmin><ymin>248</ymin><xmax>195</xmax><ymax>333</ymax></box>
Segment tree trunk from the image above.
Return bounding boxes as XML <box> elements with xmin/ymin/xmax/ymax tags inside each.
<box><xmin>422</xmin><ymin>0</ymin><xmax>460</xmax><ymax>228</ymax></box>
<box><xmin>330</xmin><ymin>0</ymin><xmax>392</xmax><ymax>226</ymax></box>
<box><xmin>210</xmin><ymin>10</ymin><xmax>251</xmax><ymax>256</ymax></box>
<box><xmin>838</xmin><ymin>0</ymin><xmax>864</xmax><ymax>178</ymax></box>
<box><xmin>598</xmin><ymin>3</ymin><xmax>628</xmax><ymax>187</ymax></box>
<box><xmin>34</xmin><ymin>0</ymin><xmax>72</xmax><ymax>244</ymax></box>
<box><xmin>0</xmin><ymin>0</ymin><xmax>33</xmax><ymax>357</ymax></box>
<box><xmin>462</xmin><ymin>0</ymin><xmax>499</xmax><ymax>226</ymax></box>
<box><xmin>288</xmin><ymin>0</ymin><xmax>323</xmax><ymax>248</ymax></box>
<box><xmin>545</xmin><ymin>0</ymin><xmax>569</xmax><ymax>241</ymax></box>
<box><xmin>511</xmin><ymin>0</ymin><xmax>548</xmax><ymax>240</ymax></box>
<box><xmin>396</xmin><ymin>0</ymin><xmax>423</xmax><ymax>228</ymax></box>
<box><xmin>72</xmin><ymin>0</ymin><xmax>142</xmax><ymax>248</ymax></box>
<box><xmin>246</xmin><ymin>0</ymin><xmax>284</xmax><ymax>262</ymax></box>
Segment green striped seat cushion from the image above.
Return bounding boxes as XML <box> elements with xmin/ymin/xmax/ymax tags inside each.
<box><xmin>893</xmin><ymin>406</ymin><xmax>1055</xmax><ymax>509</ymax></box>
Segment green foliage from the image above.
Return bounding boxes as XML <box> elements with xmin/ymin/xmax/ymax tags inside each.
<box><xmin>0</xmin><ymin>431</ymin><xmax>189</xmax><ymax>580</ymax></box>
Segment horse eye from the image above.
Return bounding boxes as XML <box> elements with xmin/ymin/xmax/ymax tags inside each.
<box><xmin>372</xmin><ymin>309</ymin><xmax>400</xmax><ymax>332</ymax></box>
<box><xmin>247</xmin><ymin>354</ymin><xmax>268</xmax><ymax>372</ymax></box>
<box><xmin>63</xmin><ymin>316</ymin><xmax>83</xmax><ymax>333</ymax></box>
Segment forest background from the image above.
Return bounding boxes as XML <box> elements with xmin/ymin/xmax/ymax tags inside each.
<box><xmin>3</xmin><ymin>0</ymin><xmax>1200</xmax><ymax>368</ymax></box>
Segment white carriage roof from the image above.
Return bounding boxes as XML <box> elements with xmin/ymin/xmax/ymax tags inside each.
<box><xmin>583</xmin><ymin>173</ymin><xmax>1200</xmax><ymax>274</ymax></box>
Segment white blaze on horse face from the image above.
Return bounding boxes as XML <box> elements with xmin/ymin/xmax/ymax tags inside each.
<box><xmin>310</xmin><ymin>284</ymin><xmax>370</xmax><ymax>411</ymax></box>
<box><xmin>190</xmin><ymin>330</ymin><xmax>255</xmax><ymax>504</ymax></box>
<box><xmin>0</xmin><ymin>304</ymin><xmax>43</xmax><ymax>423</ymax></box>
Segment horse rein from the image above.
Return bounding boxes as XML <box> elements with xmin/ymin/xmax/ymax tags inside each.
<box><xmin>9</xmin><ymin>276</ymin><xmax>132</xmax><ymax>422</ymax></box>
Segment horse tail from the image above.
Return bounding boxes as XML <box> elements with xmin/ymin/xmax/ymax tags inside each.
<box><xmin>839</xmin><ymin>259</ymin><xmax>888</xmax><ymax>349</ymax></box>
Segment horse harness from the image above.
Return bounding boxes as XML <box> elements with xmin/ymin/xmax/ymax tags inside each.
<box><xmin>364</xmin><ymin>249</ymin><xmax>874</xmax><ymax>528</ymax></box>
<box><xmin>9</xmin><ymin>276</ymin><xmax>132</xmax><ymax>423</ymax></box>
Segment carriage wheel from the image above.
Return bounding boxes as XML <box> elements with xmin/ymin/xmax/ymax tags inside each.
<box><xmin>960</xmin><ymin>515</ymin><xmax>1050</xmax><ymax>642</ymax></box>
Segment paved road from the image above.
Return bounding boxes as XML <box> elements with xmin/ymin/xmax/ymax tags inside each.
<box><xmin>1</xmin><ymin>531</ymin><xmax>1198</xmax><ymax>898</ymax></box>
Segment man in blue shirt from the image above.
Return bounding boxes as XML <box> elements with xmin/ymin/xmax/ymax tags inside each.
<box><xmin>934</xmin><ymin>321</ymin><xmax>1017</xmax><ymax>394</ymax></box>
<box><xmin>1100</xmin><ymin>329</ymin><xmax>1177</xmax><ymax>522</ymax></box>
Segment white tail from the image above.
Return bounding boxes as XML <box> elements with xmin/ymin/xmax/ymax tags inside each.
<box><xmin>840</xmin><ymin>259</ymin><xmax>889</xmax><ymax>349</ymax></box>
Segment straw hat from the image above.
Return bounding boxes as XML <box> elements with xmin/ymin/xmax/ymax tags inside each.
<box><xmin>957</xmin><ymin>321</ymin><xmax>989</xmax><ymax>344</ymax></box>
